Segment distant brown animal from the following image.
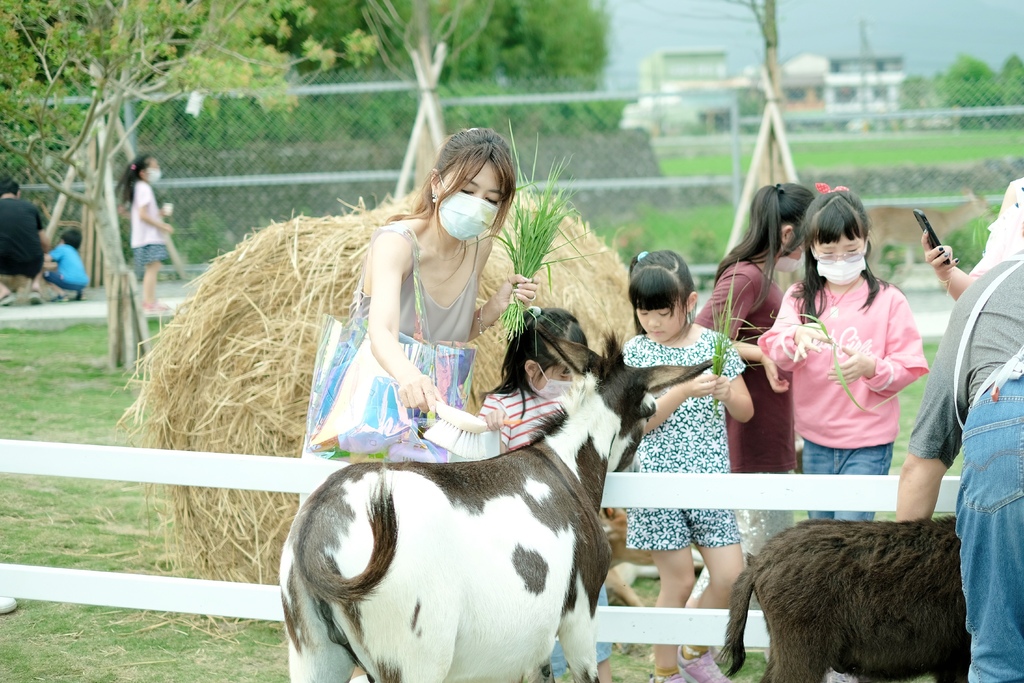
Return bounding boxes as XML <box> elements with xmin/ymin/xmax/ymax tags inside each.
<box><xmin>867</xmin><ymin>190</ymin><xmax>991</xmax><ymax>269</ymax></box>
<box><xmin>601</xmin><ymin>508</ymin><xmax>657</xmax><ymax>607</ymax></box>
<box><xmin>722</xmin><ymin>516</ymin><xmax>969</xmax><ymax>683</ymax></box>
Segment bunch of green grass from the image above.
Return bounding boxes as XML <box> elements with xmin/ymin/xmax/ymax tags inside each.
<box><xmin>495</xmin><ymin>128</ymin><xmax>580</xmax><ymax>339</ymax></box>
<box><xmin>709</xmin><ymin>275</ymin><xmax>738</xmax><ymax>414</ymax></box>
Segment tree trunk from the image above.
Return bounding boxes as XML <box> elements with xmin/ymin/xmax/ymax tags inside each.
<box><xmin>86</xmin><ymin>117</ymin><xmax>150</xmax><ymax>370</ymax></box>
<box><xmin>762</xmin><ymin>0</ymin><xmax>783</xmax><ymax>102</ymax></box>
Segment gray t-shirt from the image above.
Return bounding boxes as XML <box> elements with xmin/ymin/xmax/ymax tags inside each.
<box><xmin>908</xmin><ymin>254</ymin><xmax>1024</xmax><ymax>467</ymax></box>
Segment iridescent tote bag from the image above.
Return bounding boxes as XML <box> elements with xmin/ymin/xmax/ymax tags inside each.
<box><xmin>302</xmin><ymin>227</ymin><xmax>476</xmax><ymax>463</ymax></box>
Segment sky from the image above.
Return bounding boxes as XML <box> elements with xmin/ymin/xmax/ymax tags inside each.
<box><xmin>603</xmin><ymin>0</ymin><xmax>1024</xmax><ymax>89</ymax></box>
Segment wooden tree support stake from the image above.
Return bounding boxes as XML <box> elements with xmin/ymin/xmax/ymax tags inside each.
<box><xmin>395</xmin><ymin>42</ymin><xmax>448</xmax><ymax>199</ymax></box>
<box><xmin>725</xmin><ymin>67</ymin><xmax>800</xmax><ymax>252</ymax></box>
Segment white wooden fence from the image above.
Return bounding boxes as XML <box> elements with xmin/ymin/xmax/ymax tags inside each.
<box><xmin>0</xmin><ymin>438</ymin><xmax>960</xmax><ymax>649</ymax></box>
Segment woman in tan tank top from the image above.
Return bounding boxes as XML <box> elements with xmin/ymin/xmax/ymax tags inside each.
<box><xmin>361</xmin><ymin>128</ymin><xmax>539</xmax><ymax>413</ymax></box>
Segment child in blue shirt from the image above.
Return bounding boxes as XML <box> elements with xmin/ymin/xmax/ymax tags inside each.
<box><xmin>44</xmin><ymin>228</ymin><xmax>89</xmax><ymax>301</ymax></box>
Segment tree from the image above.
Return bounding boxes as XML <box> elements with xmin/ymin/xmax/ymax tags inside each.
<box><xmin>900</xmin><ymin>75</ymin><xmax>937</xmax><ymax>110</ymax></box>
<box><xmin>940</xmin><ymin>54</ymin><xmax>1002</xmax><ymax>109</ymax></box>
<box><xmin>1000</xmin><ymin>54</ymin><xmax>1024</xmax><ymax>106</ymax></box>
<box><xmin>278</xmin><ymin>0</ymin><xmax>610</xmax><ymax>84</ymax></box>
<box><xmin>726</xmin><ymin>0</ymin><xmax>782</xmax><ymax>100</ymax></box>
<box><xmin>447</xmin><ymin>0</ymin><xmax>609</xmax><ymax>85</ymax></box>
<box><xmin>0</xmin><ymin>0</ymin><xmax>334</xmax><ymax>368</ymax></box>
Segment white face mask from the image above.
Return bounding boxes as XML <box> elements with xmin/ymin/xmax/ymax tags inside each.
<box><xmin>816</xmin><ymin>255</ymin><xmax>865</xmax><ymax>285</ymax></box>
<box><xmin>146</xmin><ymin>168</ymin><xmax>162</xmax><ymax>183</ymax></box>
<box><xmin>438</xmin><ymin>192</ymin><xmax>497</xmax><ymax>241</ymax></box>
<box><xmin>775</xmin><ymin>253</ymin><xmax>803</xmax><ymax>272</ymax></box>
<box><xmin>530</xmin><ymin>375</ymin><xmax>572</xmax><ymax>400</ymax></box>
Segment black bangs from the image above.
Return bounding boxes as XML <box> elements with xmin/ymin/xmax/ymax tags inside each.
<box><xmin>808</xmin><ymin>193</ymin><xmax>869</xmax><ymax>245</ymax></box>
<box><xmin>629</xmin><ymin>266</ymin><xmax>685</xmax><ymax>312</ymax></box>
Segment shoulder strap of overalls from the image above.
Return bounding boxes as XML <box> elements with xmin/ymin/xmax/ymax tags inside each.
<box><xmin>953</xmin><ymin>253</ymin><xmax>1024</xmax><ymax>428</ymax></box>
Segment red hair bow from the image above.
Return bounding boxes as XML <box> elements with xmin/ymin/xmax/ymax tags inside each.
<box><xmin>815</xmin><ymin>182</ymin><xmax>849</xmax><ymax>193</ymax></box>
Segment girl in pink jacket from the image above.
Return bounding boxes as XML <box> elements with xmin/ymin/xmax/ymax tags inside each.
<box><xmin>759</xmin><ymin>184</ymin><xmax>929</xmax><ymax>520</ymax></box>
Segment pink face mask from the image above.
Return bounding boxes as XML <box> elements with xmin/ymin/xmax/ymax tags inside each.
<box><xmin>775</xmin><ymin>253</ymin><xmax>803</xmax><ymax>272</ymax></box>
<box><xmin>529</xmin><ymin>376</ymin><xmax>572</xmax><ymax>400</ymax></box>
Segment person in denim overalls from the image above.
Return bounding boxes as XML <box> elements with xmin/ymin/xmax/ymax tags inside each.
<box><xmin>897</xmin><ymin>251</ymin><xmax>1024</xmax><ymax>682</ymax></box>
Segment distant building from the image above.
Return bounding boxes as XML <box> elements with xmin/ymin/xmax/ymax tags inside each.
<box><xmin>766</xmin><ymin>53</ymin><xmax>905</xmax><ymax>114</ymax></box>
<box><xmin>823</xmin><ymin>54</ymin><xmax>905</xmax><ymax>114</ymax></box>
<box><xmin>621</xmin><ymin>48</ymin><xmax>750</xmax><ymax>135</ymax></box>
<box><xmin>779</xmin><ymin>53</ymin><xmax>828</xmax><ymax>112</ymax></box>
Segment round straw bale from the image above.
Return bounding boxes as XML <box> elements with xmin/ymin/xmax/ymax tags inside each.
<box><xmin>124</xmin><ymin>196</ymin><xmax>634</xmax><ymax>584</ymax></box>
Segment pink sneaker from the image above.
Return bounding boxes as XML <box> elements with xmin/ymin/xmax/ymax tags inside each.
<box><xmin>648</xmin><ymin>675</ymin><xmax>686</xmax><ymax>683</ymax></box>
<box><xmin>678</xmin><ymin>649</ymin><xmax>732</xmax><ymax>683</ymax></box>
<box><xmin>143</xmin><ymin>301</ymin><xmax>172</xmax><ymax>314</ymax></box>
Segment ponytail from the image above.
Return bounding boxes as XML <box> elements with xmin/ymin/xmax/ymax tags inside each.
<box><xmin>716</xmin><ymin>183</ymin><xmax>815</xmax><ymax>308</ymax></box>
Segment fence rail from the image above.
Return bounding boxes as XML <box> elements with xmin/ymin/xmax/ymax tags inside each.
<box><xmin>0</xmin><ymin>439</ymin><xmax>959</xmax><ymax>649</ymax></box>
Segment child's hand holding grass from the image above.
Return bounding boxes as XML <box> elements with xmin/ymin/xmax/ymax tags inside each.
<box><xmin>827</xmin><ymin>347</ymin><xmax>877</xmax><ymax>384</ymax></box>
<box><xmin>710</xmin><ymin>375</ymin><xmax>732</xmax><ymax>403</ymax></box>
<box><xmin>792</xmin><ymin>325</ymin><xmax>829</xmax><ymax>362</ymax></box>
<box><xmin>685</xmin><ymin>372</ymin><xmax>718</xmax><ymax>399</ymax></box>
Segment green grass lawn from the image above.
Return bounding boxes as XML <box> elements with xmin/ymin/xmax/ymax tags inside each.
<box><xmin>659</xmin><ymin>129</ymin><xmax>1024</xmax><ymax>177</ymax></box>
<box><xmin>598</xmin><ymin>202</ymin><xmax>992</xmax><ymax>277</ymax></box>
<box><xmin>0</xmin><ymin>325</ymin><xmax>944</xmax><ymax>682</ymax></box>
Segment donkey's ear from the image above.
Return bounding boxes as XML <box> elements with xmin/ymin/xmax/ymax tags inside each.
<box><xmin>645</xmin><ymin>359</ymin><xmax>713</xmax><ymax>395</ymax></box>
<box><xmin>537</xmin><ymin>328</ymin><xmax>597</xmax><ymax>376</ymax></box>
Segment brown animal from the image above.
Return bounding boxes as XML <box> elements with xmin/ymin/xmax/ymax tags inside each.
<box><xmin>601</xmin><ymin>508</ymin><xmax>658</xmax><ymax>607</ymax></box>
<box><xmin>722</xmin><ymin>516</ymin><xmax>969</xmax><ymax>683</ymax></box>
<box><xmin>867</xmin><ymin>190</ymin><xmax>991</xmax><ymax>269</ymax></box>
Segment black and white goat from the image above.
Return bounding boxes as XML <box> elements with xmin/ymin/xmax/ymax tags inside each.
<box><xmin>280</xmin><ymin>336</ymin><xmax>710</xmax><ymax>683</ymax></box>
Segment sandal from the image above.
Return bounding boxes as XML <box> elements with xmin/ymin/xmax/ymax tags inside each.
<box><xmin>50</xmin><ymin>294</ymin><xmax>68</xmax><ymax>303</ymax></box>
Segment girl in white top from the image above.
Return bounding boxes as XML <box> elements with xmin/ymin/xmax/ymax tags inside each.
<box><xmin>479</xmin><ymin>307</ymin><xmax>587</xmax><ymax>452</ymax></box>
<box><xmin>116</xmin><ymin>154</ymin><xmax>174</xmax><ymax>312</ymax></box>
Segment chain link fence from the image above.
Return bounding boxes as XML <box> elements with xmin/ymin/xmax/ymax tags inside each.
<box><xmin>5</xmin><ymin>70</ymin><xmax>1024</xmax><ymax>275</ymax></box>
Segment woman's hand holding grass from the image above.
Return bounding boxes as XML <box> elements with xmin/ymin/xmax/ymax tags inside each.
<box><xmin>494</xmin><ymin>274</ymin><xmax>539</xmax><ymax>308</ymax></box>
<box><xmin>828</xmin><ymin>347</ymin><xmax>876</xmax><ymax>384</ymax></box>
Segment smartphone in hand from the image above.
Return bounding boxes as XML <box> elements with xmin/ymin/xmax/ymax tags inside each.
<box><xmin>913</xmin><ymin>209</ymin><xmax>942</xmax><ymax>250</ymax></box>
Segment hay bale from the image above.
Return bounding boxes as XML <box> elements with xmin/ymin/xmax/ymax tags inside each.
<box><xmin>124</xmin><ymin>196</ymin><xmax>635</xmax><ymax>584</ymax></box>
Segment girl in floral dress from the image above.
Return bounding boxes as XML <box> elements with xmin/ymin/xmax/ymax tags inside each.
<box><xmin>624</xmin><ymin>249</ymin><xmax>752</xmax><ymax>683</ymax></box>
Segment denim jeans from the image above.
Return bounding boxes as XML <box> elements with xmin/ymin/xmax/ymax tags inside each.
<box><xmin>550</xmin><ymin>584</ymin><xmax>612</xmax><ymax>678</ymax></box>
<box><xmin>801</xmin><ymin>438</ymin><xmax>894</xmax><ymax>521</ymax></box>
<box><xmin>956</xmin><ymin>377</ymin><xmax>1024</xmax><ymax>683</ymax></box>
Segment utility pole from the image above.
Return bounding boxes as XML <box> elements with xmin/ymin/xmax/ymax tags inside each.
<box><xmin>859</xmin><ymin>18</ymin><xmax>872</xmax><ymax>118</ymax></box>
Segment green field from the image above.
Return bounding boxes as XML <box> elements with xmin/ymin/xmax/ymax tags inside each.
<box><xmin>597</xmin><ymin>202</ymin><xmax>991</xmax><ymax>278</ymax></box>
<box><xmin>658</xmin><ymin>129</ymin><xmax>1024</xmax><ymax>177</ymax></box>
<box><xmin>0</xmin><ymin>325</ymin><xmax>944</xmax><ymax>682</ymax></box>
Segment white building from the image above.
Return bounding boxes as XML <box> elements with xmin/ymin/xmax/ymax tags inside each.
<box><xmin>823</xmin><ymin>54</ymin><xmax>905</xmax><ymax>114</ymax></box>
<box><xmin>621</xmin><ymin>48</ymin><xmax>750</xmax><ymax>135</ymax></box>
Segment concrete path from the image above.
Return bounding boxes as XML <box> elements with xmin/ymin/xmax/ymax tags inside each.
<box><xmin>0</xmin><ymin>268</ymin><xmax>957</xmax><ymax>341</ymax></box>
<box><xmin>0</xmin><ymin>280</ymin><xmax>190</xmax><ymax>332</ymax></box>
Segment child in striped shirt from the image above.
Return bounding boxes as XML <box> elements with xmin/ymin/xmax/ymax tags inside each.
<box><xmin>478</xmin><ymin>305</ymin><xmax>612</xmax><ymax>683</ymax></box>
<box><xmin>478</xmin><ymin>307</ymin><xmax>588</xmax><ymax>452</ymax></box>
